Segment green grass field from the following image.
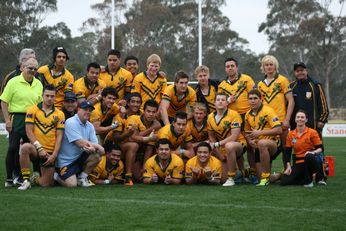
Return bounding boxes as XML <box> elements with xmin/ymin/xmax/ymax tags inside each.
<box><xmin>0</xmin><ymin>137</ymin><xmax>345</xmax><ymax>231</ymax></box>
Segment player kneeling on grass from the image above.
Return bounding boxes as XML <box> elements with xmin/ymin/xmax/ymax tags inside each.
<box><xmin>185</xmin><ymin>142</ymin><xmax>222</xmax><ymax>185</ymax></box>
<box><xmin>244</xmin><ymin>89</ymin><xmax>282</xmax><ymax>186</ymax></box>
<box><xmin>207</xmin><ymin>92</ymin><xmax>246</xmax><ymax>186</ymax></box>
<box><xmin>143</xmin><ymin>139</ymin><xmax>184</xmax><ymax>185</ymax></box>
<box><xmin>55</xmin><ymin>100</ymin><xmax>104</xmax><ymax>187</ymax></box>
<box><xmin>89</xmin><ymin>143</ymin><xmax>124</xmax><ymax>185</ymax></box>
<box><xmin>18</xmin><ymin>85</ymin><xmax>65</xmax><ymax>190</ymax></box>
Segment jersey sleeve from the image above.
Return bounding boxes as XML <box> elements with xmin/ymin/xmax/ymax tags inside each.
<box><xmin>161</xmin><ymin>86</ymin><xmax>173</xmax><ymax>102</ymax></box>
<box><xmin>310</xmin><ymin>129</ymin><xmax>322</xmax><ymax>146</ymax></box>
<box><xmin>267</xmin><ymin>108</ymin><xmax>281</xmax><ymax>128</ymax></box>
<box><xmin>56</xmin><ymin>110</ymin><xmax>66</xmax><ymax>130</ymax></box>
<box><xmin>185</xmin><ymin>159</ymin><xmax>193</xmax><ymax>179</ymax></box>
<box><xmin>230</xmin><ymin>111</ymin><xmax>242</xmax><ymax>129</ymax></box>
<box><xmin>131</xmin><ymin>75</ymin><xmax>141</xmax><ymax>93</ymax></box>
<box><xmin>172</xmin><ymin>158</ymin><xmax>184</xmax><ymax>179</ymax></box>
<box><xmin>143</xmin><ymin>159</ymin><xmax>155</xmax><ymax>178</ymax></box>
<box><xmin>25</xmin><ymin>105</ymin><xmax>37</xmax><ymax>124</ymax></box>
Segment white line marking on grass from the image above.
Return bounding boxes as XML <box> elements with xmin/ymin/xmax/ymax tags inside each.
<box><xmin>3</xmin><ymin>193</ymin><xmax>345</xmax><ymax>213</ymax></box>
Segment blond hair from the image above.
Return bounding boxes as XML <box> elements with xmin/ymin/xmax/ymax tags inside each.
<box><xmin>260</xmin><ymin>55</ymin><xmax>279</xmax><ymax>74</ymax></box>
<box><xmin>146</xmin><ymin>54</ymin><xmax>161</xmax><ymax>66</ymax></box>
<box><xmin>194</xmin><ymin>65</ymin><xmax>210</xmax><ymax>78</ymax></box>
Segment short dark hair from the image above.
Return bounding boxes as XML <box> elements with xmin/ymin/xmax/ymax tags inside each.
<box><xmin>44</xmin><ymin>84</ymin><xmax>56</xmax><ymax>92</ymax></box>
<box><xmin>224</xmin><ymin>57</ymin><xmax>238</xmax><ymax>67</ymax></box>
<box><xmin>124</xmin><ymin>55</ymin><xmax>139</xmax><ymax>65</ymax></box>
<box><xmin>101</xmin><ymin>87</ymin><xmax>118</xmax><ymax>98</ymax></box>
<box><xmin>107</xmin><ymin>49</ymin><xmax>121</xmax><ymax>58</ymax></box>
<box><xmin>104</xmin><ymin>143</ymin><xmax>121</xmax><ymax>153</ymax></box>
<box><xmin>296</xmin><ymin>109</ymin><xmax>307</xmax><ymax>117</ymax></box>
<box><xmin>196</xmin><ymin>141</ymin><xmax>212</xmax><ymax>152</ymax></box>
<box><xmin>173</xmin><ymin>111</ymin><xmax>188</xmax><ymax>122</ymax></box>
<box><xmin>128</xmin><ymin>92</ymin><xmax>142</xmax><ymax>102</ymax></box>
<box><xmin>156</xmin><ymin>138</ymin><xmax>172</xmax><ymax>149</ymax></box>
<box><xmin>248</xmin><ymin>89</ymin><xmax>262</xmax><ymax>99</ymax></box>
<box><xmin>144</xmin><ymin>99</ymin><xmax>159</xmax><ymax>111</ymax></box>
<box><xmin>87</xmin><ymin>62</ymin><xmax>101</xmax><ymax>72</ymax></box>
<box><xmin>174</xmin><ymin>70</ymin><xmax>189</xmax><ymax>83</ymax></box>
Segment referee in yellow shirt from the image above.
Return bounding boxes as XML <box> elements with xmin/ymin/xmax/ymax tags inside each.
<box><xmin>0</xmin><ymin>57</ymin><xmax>43</xmax><ymax>187</ymax></box>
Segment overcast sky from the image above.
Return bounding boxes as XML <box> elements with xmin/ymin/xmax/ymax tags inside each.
<box><xmin>42</xmin><ymin>0</ymin><xmax>344</xmax><ymax>55</ymax></box>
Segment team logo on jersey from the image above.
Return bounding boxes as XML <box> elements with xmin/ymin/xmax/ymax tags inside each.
<box><xmin>292</xmin><ymin>138</ymin><xmax>297</xmax><ymax>144</ymax></box>
<box><xmin>223</xmin><ymin>121</ymin><xmax>231</xmax><ymax>129</ymax></box>
<box><xmin>119</xmin><ymin>76</ymin><xmax>125</xmax><ymax>84</ymax></box>
<box><xmin>273</xmin><ymin>83</ymin><xmax>282</xmax><ymax>92</ymax></box>
<box><xmin>259</xmin><ymin>116</ymin><xmax>268</xmax><ymax>127</ymax></box>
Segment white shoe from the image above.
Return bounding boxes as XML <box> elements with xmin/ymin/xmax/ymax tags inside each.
<box><xmin>77</xmin><ymin>177</ymin><xmax>94</xmax><ymax>187</ymax></box>
<box><xmin>18</xmin><ymin>180</ymin><xmax>31</xmax><ymax>190</ymax></box>
<box><xmin>304</xmin><ymin>182</ymin><xmax>314</xmax><ymax>188</ymax></box>
<box><xmin>222</xmin><ymin>177</ymin><xmax>235</xmax><ymax>187</ymax></box>
<box><xmin>13</xmin><ymin>177</ymin><xmax>23</xmax><ymax>186</ymax></box>
<box><xmin>317</xmin><ymin>180</ymin><xmax>327</xmax><ymax>186</ymax></box>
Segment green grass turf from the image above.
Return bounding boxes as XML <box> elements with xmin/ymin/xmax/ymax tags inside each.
<box><xmin>0</xmin><ymin>137</ymin><xmax>345</xmax><ymax>230</ymax></box>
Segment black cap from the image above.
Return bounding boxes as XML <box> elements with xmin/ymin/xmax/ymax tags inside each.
<box><xmin>79</xmin><ymin>101</ymin><xmax>95</xmax><ymax>110</ymax></box>
<box><xmin>64</xmin><ymin>91</ymin><xmax>77</xmax><ymax>101</ymax></box>
<box><xmin>53</xmin><ymin>46</ymin><xmax>69</xmax><ymax>62</ymax></box>
<box><xmin>293</xmin><ymin>62</ymin><xmax>307</xmax><ymax>70</ymax></box>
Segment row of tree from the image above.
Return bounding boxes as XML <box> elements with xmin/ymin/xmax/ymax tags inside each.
<box><xmin>0</xmin><ymin>0</ymin><xmax>345</xmax><ymax>108</ymax></box>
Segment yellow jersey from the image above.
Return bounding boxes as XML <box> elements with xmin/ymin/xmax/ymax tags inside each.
<box><xmin>90</xmin><ymin>101</ymin><xmax>120</xmax><ymax>125</ymax></box>
<box><xmin>131</xmin><ymin>71</ymin><xmax>167</xmax><ymax>110</ymax></box>
<box><xmin>185</xmin><ymin>155</ymin><xmax>222</xmax><ymax>182</ymax></box>
<box><xmin>244</xmin><ymin>104</ymin><xmax>281</xmax><ymax>141</ymax></box>
<box><xmin>218</xmin><ymin>74</ymin><xmax>255</xmax><ymax>114</ymax></box>
<box><xmin>89</xmin><ymin>155</ymin><xmax>124</xmax><ymax>181</ymax></box>
<box><xmin>73</xmin><ymin>76</ymin><xmax>106</xmax><ymax>100</ymax></box>
<box><xmin>161</xmin><ymin>85</ymin><xmax>197</xmax><ymax>118</ymax></box>
<box><xmin>25</xmin><ymin>103</ymin><xmax>65</xmax><ymax>152</ymax></box>
<box><xmin>143</xmin><ymin>154</ymin><xmax>184</xmax><ymax>180</ymax></box>
<box><xmin>38</xmin><ymin>64</ymin><xmax>74</xmax><ymax>109</ymax></box>
<box><xmin>207</xmin><ymin>109</ymin><xmax>245</xmax><ymax>142</ymax></box>
<box><xmin>257</xmin><ymin>74</ymin><xmax>291</xmax><ymax>122</ymax></box>
<box><xmin>99</xmin><ymin>66</ymin><xmax>132</xmax><ymax>102</ymax></box>
<box><xmin>158</xmin><ymin>124</ymin><xmax>193</xmax><ymax>150</ymax></box>
<box><xmin>186</xmin><ymin>119</ymin><xmax>208</xmax><ymax>143</ymax></box>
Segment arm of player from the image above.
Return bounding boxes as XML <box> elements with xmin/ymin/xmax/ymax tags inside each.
<box><xmin>208</xmin><ymin>130</ymin><xmax>225</xmax><ymax>162</ymax></box>
<box><xmin>43</xmin><ymin>129</ymin><xmax>64</xmax><ymax>167</ymax></box>
<box><xmin>92</xmin><ymin>121</ymin><xmax>116</xmax><ymax>135</ymax></box>
<box><xmin>159</xmin><ymin>99</ymin><xmax>171</xmax><ymax>126</ymax></box>
<box><xmin>246</xmin><ymin>126</ymin><xmax>282</xmax><ymax>140</ymax></box>
<box><xmin>218</xmin><ymin>127</ymin><xmax>241</xmax><ymax>146</ymax></box>
<box><xmin>283</xmin><ymin>92</ymin><xmax>295</xmax><ymax>129</ymax></box>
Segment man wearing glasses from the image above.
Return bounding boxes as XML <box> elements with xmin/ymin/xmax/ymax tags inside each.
<box><xmin>0</xmin><ymin>57</ymin><xmax>43</xmax><ymax>187</ymax></box>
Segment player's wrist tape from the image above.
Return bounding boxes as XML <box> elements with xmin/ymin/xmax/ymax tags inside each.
<box><xmin>33</xmin><ymin>141</ymin><xmax>43</xmax><ymax>150</ymax></box>
<box><xmin>104</xmin><ymin>179</ymin><xmax>110</xmax><ymax>185</ymax></box>
<box><xmin>111</xmin><ymin>121</ymin><xmax>119</xmax><ymax>129</ymax></box>
<box><xmin>214</xmin><ymin>142</ymin><xmax>220</xmax><ymax>148</ymax></box>
<box><xmin>179</xmin><ymin>149</ymin><xmax>185</xmax><ymax>155</ymax></box>
<box><xmin>143</xmin><ymin>136</ymin><xmax>150</xmax><ymax>142</ymax></box>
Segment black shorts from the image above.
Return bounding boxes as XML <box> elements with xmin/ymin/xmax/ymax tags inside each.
<box><xmin>57</xmin><ymin>152</ymin><xmax>90</xmax><ymax>180</ymax></box>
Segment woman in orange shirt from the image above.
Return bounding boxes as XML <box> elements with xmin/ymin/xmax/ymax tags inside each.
<box><xmin>281</xmin><ymin>110</ymin><xmax>326</xmax><ymax>187</ymax></box>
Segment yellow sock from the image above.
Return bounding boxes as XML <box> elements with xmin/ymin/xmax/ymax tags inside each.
<box><xmin>21</xmin><ymin>168</ymin><xmax>31</xmax><ymax>180</ymax></box>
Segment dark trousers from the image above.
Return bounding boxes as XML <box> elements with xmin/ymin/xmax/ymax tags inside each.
<box><xmin>281</xmin><ymin>154</ymin><xmax>322</xmax><ymax>185</ymax></box>
<box><xmin>5</xmin><ymin>114</ymin><xmax>28</xmax><ymax>180</ymax></box>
